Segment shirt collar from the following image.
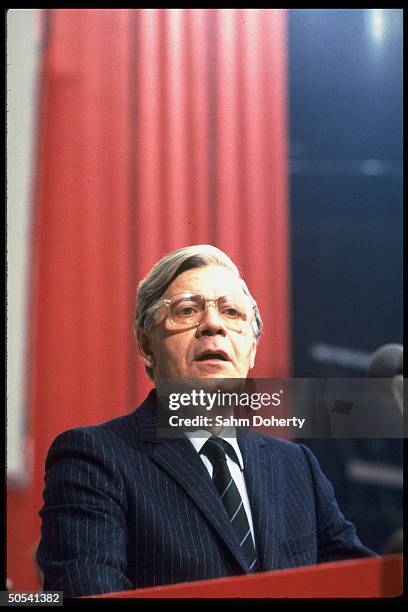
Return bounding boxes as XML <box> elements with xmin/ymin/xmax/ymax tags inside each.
<box><xmin>185</xmin><ymin>427</ymin><xmax>244</xmax><ymax>471</ymax></box>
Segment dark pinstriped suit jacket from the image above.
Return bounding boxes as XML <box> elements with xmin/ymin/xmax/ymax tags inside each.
<box><xmin>37</xmin><ymin>389</ymin><xmax>375</xmax><ymax>596</ymax></box>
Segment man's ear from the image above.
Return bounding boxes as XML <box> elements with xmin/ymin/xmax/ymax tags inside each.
<box><xmin>248</xmin><ymin>337</ymin><xmax>257</xmax><ymax>371</ymax></box>
<box><xmin>137</xmin><ymin>329</ymin><xmax>155</xmax><ymax>368</ymax></box>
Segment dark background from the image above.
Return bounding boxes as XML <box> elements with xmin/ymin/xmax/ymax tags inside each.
<box><xmin>288</xmin><ymin>8</ymin><xmax>403</xmax><ymax>553</ymax></box>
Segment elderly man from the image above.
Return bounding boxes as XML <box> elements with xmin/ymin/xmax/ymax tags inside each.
<box><xmin>37</xmin><ymin>245</ymin><xmax>374</xmax><ymax>596</ymax></box>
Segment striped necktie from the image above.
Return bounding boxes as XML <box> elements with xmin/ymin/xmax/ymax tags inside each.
<box><xmin>200</xmin><ymin>436</ymin><xmax>258</xmax><ymax>573</ymax></box>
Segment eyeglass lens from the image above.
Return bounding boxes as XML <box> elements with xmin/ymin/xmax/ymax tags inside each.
<box><xmin>169</xmin><ymin>294</ymin><xmax>252</xmax><ymax>328</ymax></box>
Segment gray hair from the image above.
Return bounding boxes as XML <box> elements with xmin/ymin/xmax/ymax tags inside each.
<box><xmin>134</xmin><ymin>245</ymin><xmax>263</xmax><ymax>377</ymax></box>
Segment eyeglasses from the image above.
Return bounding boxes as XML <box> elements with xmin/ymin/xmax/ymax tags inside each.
<box><xmin>146</xmin><ymin>292</ymin><xmax>257</xmax><ymax>332</ymax></box>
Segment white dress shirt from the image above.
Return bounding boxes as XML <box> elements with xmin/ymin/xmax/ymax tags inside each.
<box><xmin>185</xmin><ymin>427</ymin><xmax>256</xmax><ymax>547</ymax></box>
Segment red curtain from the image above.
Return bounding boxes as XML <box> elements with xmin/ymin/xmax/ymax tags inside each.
<box><xmin>7</xmin><ymin>8</ymin><xmax>290</xmax><ymax>590</ymax></box>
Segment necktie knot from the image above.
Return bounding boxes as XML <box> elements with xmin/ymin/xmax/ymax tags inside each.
<box><xmin>200</xmin><ymin>437</ymin><xmax>241</xmax><ymax>469</ymax></box>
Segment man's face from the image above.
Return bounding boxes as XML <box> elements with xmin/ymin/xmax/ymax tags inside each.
<box><xmin>138</xmin><ymin>265</ymin><xmax>258</xmax><ymax>381</ymax></box>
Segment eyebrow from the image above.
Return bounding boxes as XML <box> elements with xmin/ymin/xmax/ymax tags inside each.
<box><xmin>164</xmin><ymin>291</ymin><xmax>247</xmax><ymax>300</ymax></box>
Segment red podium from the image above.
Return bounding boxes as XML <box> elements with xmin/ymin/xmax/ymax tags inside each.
<box><xmin>90</xmin><ymin>554</ymin><xmax>403</xmax><ymax>598</ymax></box>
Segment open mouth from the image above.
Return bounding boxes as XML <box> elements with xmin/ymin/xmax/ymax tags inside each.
<box><xmin>196</xmin><ymin>353</ymin><xmax>228</xmax><ymax>362</ymax></box>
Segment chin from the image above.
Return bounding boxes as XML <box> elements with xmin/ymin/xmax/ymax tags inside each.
<box><xmin>198</xmin><ymin>372</ymin><xmax>227</xmax><ymax>378</ymax></box>
<box><xmin>192</xmin><ymin>363</ymin><xmax>234</xmax><ymax>377</ymax></box>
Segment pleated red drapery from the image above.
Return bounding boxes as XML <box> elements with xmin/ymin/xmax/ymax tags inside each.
<box><xmin>7</xmin><ymin>8</ymin><xmax>290</xmax><ymax>590</ymax></box>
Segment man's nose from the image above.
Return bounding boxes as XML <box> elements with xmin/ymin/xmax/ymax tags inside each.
<box><xmin>196</xmin><ymin>302</ymin><xmax>227</xmax><ymax>336</ymax></box>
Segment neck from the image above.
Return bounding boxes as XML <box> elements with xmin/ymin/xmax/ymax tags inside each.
<box><xmin>208</xmin><ymin>424</ymin><xmax>224</xmax><ymax>437</ymax></box>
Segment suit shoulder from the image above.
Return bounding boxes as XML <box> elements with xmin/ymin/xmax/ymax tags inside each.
<box><xmin>49</xmin><ymin>410</ymin><xmax>137</xmax><ymax>448</ymax></box>
<box><xmin>48</xmin><ymin>389</ymin><xmax>157</xmax><ymax>450</ymax></box>
<box><xmin>44</xmin><ymin>405</ymin><xmax>153</xmax><ymax>477</ymax></box>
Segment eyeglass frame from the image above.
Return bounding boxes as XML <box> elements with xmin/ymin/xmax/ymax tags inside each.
<box><xmin>144</xmin><ymin>291</ymin><xmax>258</xmax><ymax>332</ymax></box>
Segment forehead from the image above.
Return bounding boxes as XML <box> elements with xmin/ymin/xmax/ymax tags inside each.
<box><xmin>165</xmin><ymin>265</ymin><xmax>245</xmax><ymax>297</ymax></box>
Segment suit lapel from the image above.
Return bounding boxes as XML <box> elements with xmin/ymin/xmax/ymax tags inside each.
<box><xmin>237</xmin><ymin>430</ymin><xmax>277</xmax><ymax>572</ymax></box>
<box><xmin>152</xmin><ymin>439</ymin><xmax>252</xmax><ymax>573</ymax></box>
<box><xmin>134</xmin><ymin>392</ymin><xmax>250</xmax><ymax>573</ymax></box>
